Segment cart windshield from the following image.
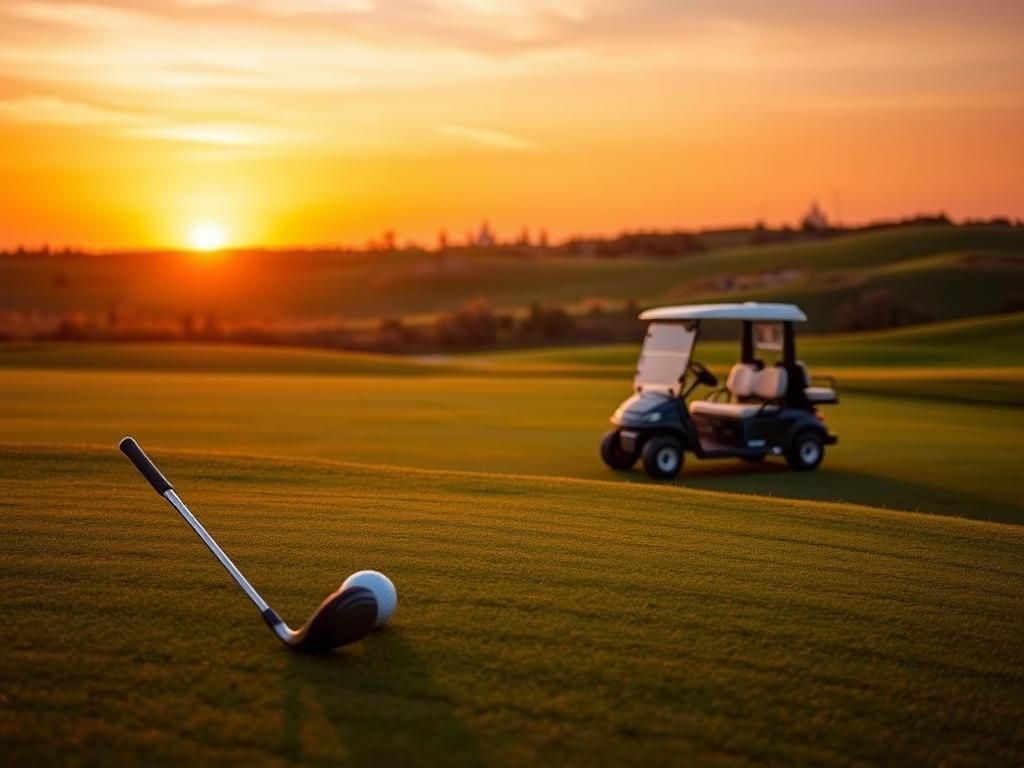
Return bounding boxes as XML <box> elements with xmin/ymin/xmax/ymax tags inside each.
<box><xmin>634</xmin><ymin>321</ymin><xmax>697</xmax><ymax>395</ymax></box>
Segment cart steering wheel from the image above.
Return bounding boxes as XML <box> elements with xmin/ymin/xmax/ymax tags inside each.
<box><xmin>688</xmin><ymin>360</ymin><xmax>718</xmax><ymax>387</ymax></box>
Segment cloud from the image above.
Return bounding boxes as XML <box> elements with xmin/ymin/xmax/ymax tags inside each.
<box><xmin>125</xmin><ymin>121</ymin><xmax>299</xmax><ymax>145</ymax></box>
<box><xmin>437</xmin><ymin>123</ymin><xmax>537</xmax><ymax>151</ymax></box>
<box><xmin>0</xmin><ymin>95</ymin><xmax>298</xmax><ymax>148</ymax></box>
<box><xmin>8</xmin><ymin>1</ymin><xmax>151</xmax><ymax>29</ymax></box>
<box><xmin>0</xmin><ymin>96</ymin><xmax>148</xmax><ymax>125</ymax></box>
<box><xmin>0</xmin><ymin>0</ymin><xmax>1021</xmax><ymax>153</ymax></box>
<box><xmin>260</xmin><ymin>0</ymin><xmax>375</xmax><ymax>16</ymax></box>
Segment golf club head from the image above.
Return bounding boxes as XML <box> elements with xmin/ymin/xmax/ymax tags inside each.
<box><xmin>273</xmin><ymin>585</ymin><xmax>379</xmax><ymax>653</ymax></box>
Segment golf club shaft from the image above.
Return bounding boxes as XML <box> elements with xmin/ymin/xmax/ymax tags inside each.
<box><xmin>162</xmin><ymin>489</ymin><xmax>270</xmax><ymax>614</ymax></box>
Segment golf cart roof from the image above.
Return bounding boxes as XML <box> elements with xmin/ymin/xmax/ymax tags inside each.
<box><xmin>639</xmin><ymin>302</ymin><xmax>807</xmax><ymax>323</ymax></box>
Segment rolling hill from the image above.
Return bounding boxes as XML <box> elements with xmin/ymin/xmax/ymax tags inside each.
<box><xmin>2</xmin><ymin>225</ymin><xmax>1022</xmax><ymax>334</ymax></box>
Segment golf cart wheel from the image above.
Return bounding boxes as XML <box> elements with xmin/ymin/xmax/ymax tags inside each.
<box><xmin>600</xmin><ymin>430</ymin><xmax>638</xmax><ymax>470</ymax></box>
<box><xmin>641</xmin><ymin>436</ymin><xmax>684</xmax><ymax>480</ymax></box>
<box><xmin>786</xmin><ymin>430</ymin><xmax>825</xmax><ymax>471</ymax></box>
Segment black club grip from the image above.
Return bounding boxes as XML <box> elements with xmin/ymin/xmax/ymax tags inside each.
<box><xmin>119</xmin><ymin>437</ymin><xmax>173</xmax><ymax>496</ymax></box>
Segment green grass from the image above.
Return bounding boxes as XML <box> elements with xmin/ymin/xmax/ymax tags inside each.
<box><xmin>3</xmin><ymin>446</ymin><xmax>1024</xmax><ymax>766</ymax></box>
<box><xmin>5</xmin><ymin>313</ymin><xmax>1024</xmax><ymax>376</ymax></box>
<box><xmin>3</xmin><ymin>320</ymin><xmax>1024</xmax><ymax>765</ymax></box>
<box><xmin>476</xmin><ymin>314</ymin><xmax>1024</xmax><ymax>405</ymax></box>
<box><xmin>0</xmin><ymin>341</ymin><xmax>456</xmax><ymax>377</ymax></box>
<box><xmin>1</xmin><ymin>362</ymin><xmax>1022</xmax><ymax>523</ymax></box>
<box><xmin>481</xmin><ymin>312</ymin><xmax>1024</xmax><ymax>370</ymax></box>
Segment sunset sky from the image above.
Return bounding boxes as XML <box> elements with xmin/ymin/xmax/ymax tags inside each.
<box><xmin>1</xmin><ymin>0</ymin><xmax>1022</xmax><ymax>249</ymax></box>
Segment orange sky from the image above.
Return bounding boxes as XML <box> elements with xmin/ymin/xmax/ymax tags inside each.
<box><xmin>1</xmin><ymin>0</ymin><xmax>1022</xmax><ymax>249</ymax></box>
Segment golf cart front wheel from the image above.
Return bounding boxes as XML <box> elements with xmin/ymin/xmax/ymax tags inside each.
<box><xmin>786</xmin><ymin>430</ymin><xmax>825</xmax><ymax>471</ymax></box>
<box><xmin>600</xmin><ymin>430</ymin><xmax>638</xmax><ymax>470</ymax></box>
<box><xmin>642</xmin><ymin>436</ymin><xmax>684</xmax><ymax>480</ymax></box>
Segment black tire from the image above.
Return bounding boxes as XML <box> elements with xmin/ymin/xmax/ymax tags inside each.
<box><xmin>786</xmin><ymin>430</ymin><xmax>825</xmax><ymax>471</ymax></box>
<box><xmin>641</xmin><ymin>436</ymin><xmax>684</xmax><ymax>480</ymax></box>
<box><xmin>600</xmin><ymin>430</ymin><xmax>638</xmax><ymax>470</ymax></box>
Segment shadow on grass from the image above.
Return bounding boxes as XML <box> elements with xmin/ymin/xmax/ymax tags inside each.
<box><xmin>617</xmin><ymin>461</ymin><xmax>1022</xmax><ymax>524</ymax></box>
<box><xmin>279</xmin><ymin>631</ymin><xmax>481</xmax><ymax>767</ymax></box>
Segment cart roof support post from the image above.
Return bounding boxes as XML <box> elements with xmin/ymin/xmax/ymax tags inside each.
<box><xmin>783</xmin><ymin>322</ymin><xmax>796</xmax><ymax>366</ymax></box>
<box><xmin>741</xmin><ymin>321</ymin><xmax>753</xmax><ymax>363</ymax></box>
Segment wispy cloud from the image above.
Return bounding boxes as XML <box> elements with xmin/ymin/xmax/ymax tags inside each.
<box><xmin>8</xmin><ymin>1</ymin><xmax>150</xmax><ymax>29</ymax></box>
<box><xmin>0</xmin><ymin>95</ymin><xmax>297</xmax><ymax>148</ymax></box>
<box><xmin>0</xmin><ymin>96</ymin><xmax>148</xmax><ymax>125</ymax></box>
<box><xmin>438</xmin><ymin>123</ymin><xmax>537</xmax><ymax>151</ymax></box>
<box><xmin>125</xmin><ymin>121</ymin><xmax>299</xmax><ymax>146</ymax></box>
<box><xmin>260</xmin><ymin>0</ymin><xmax>375</xmax><ymax>17</ymax></box>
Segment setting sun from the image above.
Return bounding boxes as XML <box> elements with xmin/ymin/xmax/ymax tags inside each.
<box><xmin>188</xmin><ymin>221</ymin><xmax>227</xmax><ymax>252</ymax></box>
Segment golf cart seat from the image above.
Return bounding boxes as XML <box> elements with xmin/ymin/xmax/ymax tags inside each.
<box><xmin>798</xmin><ymin>361</ymin><xmax>839</xmax><ymax>404</ymax></box>
<box><xmin>690</xmin><ymin>365</ymin><xmax>787</xmax><ymax>419</ymax></box>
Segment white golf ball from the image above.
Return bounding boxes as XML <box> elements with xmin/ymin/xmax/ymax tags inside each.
<box><xmin>342</xmin><ymin>570</ymin><xmax>397</xmax><ymax>627</ymax></box>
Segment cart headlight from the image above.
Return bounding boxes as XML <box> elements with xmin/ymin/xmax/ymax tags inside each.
<box><xmin>643</xmin><ymin>412</ymin><xmax>662</xmax><ymax>423</ymax></box>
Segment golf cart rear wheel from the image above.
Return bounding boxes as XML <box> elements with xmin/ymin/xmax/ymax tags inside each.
<box><xmin>786</xmin><ymin>430</ymin><xmax>824</xmax><ymax>471</ymax></box>
<box><xmin>641</xmin><ymin>436</ymin><xmax>684</xmax><ymax>480</ymax></box>
<box><xmin>600</xmin><ymin>430</ymin><xmax>638</xmax><ymax>470</ymax></box>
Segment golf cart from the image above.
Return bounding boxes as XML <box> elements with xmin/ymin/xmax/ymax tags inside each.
<box><xmin>601</xmin><ymin>303</ymin><xmax>838</xmax><ymax>480</ymax></box>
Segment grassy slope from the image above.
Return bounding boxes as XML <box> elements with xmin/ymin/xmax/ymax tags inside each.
<box><xmin>4</xmin><ymin>312</ymin><xmax>1024</xmax><ymax>374</ymax></box>
<box><xmin>478</xmin><ymin>314</ymin><xmax>1024</xmax><ymax>404</ymax></box>
<box><xmin>1</xmin><ymin>363</ymin><xmax>1022</xmax><ymax>523</ymax></box>
<box><xmin>482</xmin><ymin>313</ymin><xmax>1024</xmax><ymax>369</ymax></box>
<box><xmin>3</xmin><ymin>226</ymin><xmax>1022</xmax><ymax>324</ymax></box>
<box><xmin>0</xmin><ymin>341</ymin><xmax>454</xmax><ymax>377</ymax></box>
<box><xmin>2</xmin><ymin>446</ymin><xmax>1022</xmax><ymax>767</ymax></box>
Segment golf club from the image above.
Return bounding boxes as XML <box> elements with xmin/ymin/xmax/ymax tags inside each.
<box><xmin>119</xmin><ymin>436</ymin><xmax>382</xmax><ymax>652</ymax></box>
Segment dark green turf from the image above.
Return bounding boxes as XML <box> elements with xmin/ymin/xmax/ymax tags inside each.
<box><xmin>2</xmin><ymin>446</ymin><xmax>1023</xmax><ymax>766</ymax></box>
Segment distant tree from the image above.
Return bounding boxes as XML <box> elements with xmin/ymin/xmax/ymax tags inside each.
<box><xmin>201</xmin><ymin>312</ymin><xmax>223</xmax><ymax>340</ymax></box>
<box><xmin>437</xmin><ymin>298</ymin><xmax>499</xmax><ymax>348</ymax></box>
<box><xmin>53</xmin><ymin>313</ymin><xmax>83</xmax><ymax>340</ymax></box>
<box><xmin>379</xmin><ymin>317</ymin><xmax>414</xmax><ymax>349</ymax></box>
<box><xmin>520</xmin><ymin>302</ymin><xmax>573</xmax><ymax>341</ymax></box>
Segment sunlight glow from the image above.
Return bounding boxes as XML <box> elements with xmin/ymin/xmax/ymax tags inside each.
<box><xmin>188</xmin><ymin>221</ymin><xmax>227</xmax><ymax>252</ymax></box>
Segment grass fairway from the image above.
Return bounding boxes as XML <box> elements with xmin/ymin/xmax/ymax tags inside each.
<box><xmin>3</xmin><ymin>446</ymin><xmax>1023</xmax><ymax>766</ymax></box>
<box><xmin>1</xmin><ymin>341</ymin><xmax>1022</xmax><ymax>522</ymax></box>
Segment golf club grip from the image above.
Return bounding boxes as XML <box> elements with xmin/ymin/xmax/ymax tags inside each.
<box><xmin>119</xmin><ymin>437</ymin><xmax>173</xmax><ymax>495</ymax></box>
